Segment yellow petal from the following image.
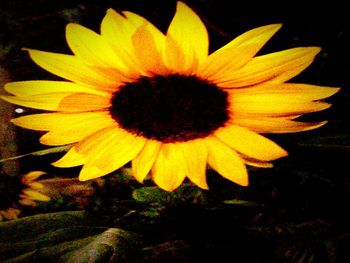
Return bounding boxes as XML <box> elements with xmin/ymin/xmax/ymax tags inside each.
<box><xmin>215</xmin><ymin>124</ymin><xmax>287</xmax><ymax>161</ymax></box>
<box><xmin>18</xmin><ymin>199</ymin><xmax>37</xmax><ymax>206</ymax></box>
<box><xmin>4</xmin><ymin>81</ymin><xmax>106</xmax><ymax>96</ymax></box>
<box><xmin>1</xmin><ymin>92</ymin><xmax>110</xmax><ymax>112</ymax></box>
<box><xmin>79</xmin><ymin>129</ymin><xmax>146</xmax><ymax>181</ymax></box>
<box><xmin>1</xmin><ymin>93</ymin><xmax>72</xmax><ymax>111</ymax></box>
<box><xmin>132</xmin><ymin>140</ymin><xmax>162</xmax><ymax>183</ymax></box>
<box><xmin>199</xmin><ymin>45</ymin><xmax>257</xmax><ymax>81</ymax></box>
<box><xmin>230</xmin><ymin>83</ymin><xmax>340</xmax><ymax>102</ymax></box>
<box><xmin>200</xmin><ymin>24</ymin><xmax>282</xmax><ymax>80</ymax></box>
<box><xmin>52</xmin><ymin>146</ymin><xmax>85</xmax><ymax>167</ymax></box>
<box><xmin>101</xmin><ymin>9</ymin><xmax>145</xmax><ymax>75</ymax></box>
<box><xmin>53</xmin><ymin>126</ymin><xmax>120</xmax><ymax>168</ymax></box>
<box><xmin>231</xmin><ymin>97</ymin><xmax>331</xmax><ymax>116</ymax></box>
<box><xmin>237</xmin><ymin>152</ymin><xmax>273</xmax><ymax>168</ymax></box>
<box><xmin>76</xmin><ymin>126</ymin><xmax>127</xmax><ymax>156</ymax></box>
<box><xmin>12</xmin><ymin>111</ymin><xmax>113</xmax><ymax>131</ymax></box>
<box><xmin>22</xmin><ymin>171</ymin><xmax>46</xmax><ymax>183</ymax></box>
<box><xmin>57</xmin><ymin>93</ymin><xmax>111</xmax><ymax>111</ymax></box>
<box><xmin>205</xmin><ymin>137</ymin><xmax>248</xmax><ymax>186</ymax></box>
<box><xmin>163</xmin><ymin>1</ymin><xmax>208</xmax><ymax>73</ymax></box>
<box><xmin>217</xmin><ymin>47</ymin><xmax>321</xmax><ymax>87</ymax></box>
<box><xmin>122</xmin><ymin>11</ymin><xmax>146</xmax><ymax>26</ymax></box>
<box><xmin>233</xmin><ymin>118</ymin><xmax>328</xmax><ymax>134</ymax></box>
<box><xmin>222</xmin><ymin>24</ymin><xmax>282</xmax><ymax>50</ymax></box>
<box><xmin>25</xmin><ymin>49</ymin><xmax>122</xmax><ymax>90</ymax></box>
<box><xmin>151</xmin><ymin>143</ymin><xmax>187</xmax><ymax>192</ymax></box>
<box><xmin>22</xmin><ymin>189</ymin><xmax>51</xmax><ymax>201</ymax></box>
<box><xmin>179</xmin><ymin>139</ymin><xmax>209</xmax><ymax>190</ymax></box>
<box><xmin>27</xmin><ymin>182</ymin><xmax>44</xmax><ymax>190</ymax></box>
<box><xmin>66</xmin><ymin>23</ymin><xmax>129</xmax><ymax>72</ymax></box>
<box><xmin>132</xmin><ymin>25</ymin><xmax>169</xmax><ymax>75</ymax></box>
<box><xmin>244</xmin><ymin>159</ymin><xmax>273</xmax><ymax>168</ymax></box>
<box><xmin>39</xmin><ymin>114</ymin><xmax>116</xmax><ymax>146</ymax></box>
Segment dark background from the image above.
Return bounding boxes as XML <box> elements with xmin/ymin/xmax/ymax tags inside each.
<box><xmin>1</xmin><ymin>0</ymin><xmax>349</xmax><ymax>262</ymax></box>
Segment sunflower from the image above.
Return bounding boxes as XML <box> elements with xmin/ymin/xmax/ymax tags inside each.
<box><xmin>0</xmin><ymin>171</ymin><xmax>50</xmax><ymax>220</ymax></box>
<box><xmin>1</xmin><ymin>2</ymin><xmax>339</xmax><ymax>191</ymax></box>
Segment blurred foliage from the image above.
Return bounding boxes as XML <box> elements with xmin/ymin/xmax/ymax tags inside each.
<box><xmin>0</xmin><ymin>177</ymin><xmax>349</xmax><ymax>262</ymax></box>
<box><xmin>0</xmin><ymin>211</ymin><xmax>142</xmax><ymax>262</ymax></box>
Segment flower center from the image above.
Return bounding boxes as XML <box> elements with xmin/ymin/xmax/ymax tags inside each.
<box><xmin>109</xmin><ymin>74</ymin><xmax>230</xmax><ymax>143</ymax></box>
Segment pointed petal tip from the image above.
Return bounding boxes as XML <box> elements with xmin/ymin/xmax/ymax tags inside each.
<box><xmin>78</xmin><ymin>175</ymin><xmax>90</xmax><ymax>182</ymax></box>
<box><xmin>106</xmin><ymin>8</ymin><xmax>119</xmax><ymax>16</ymax></box>
<box><xmin>309</xmin><ymin>46</ymin><xmax>322</xmax><ymax>55</ymax></box>
<box><xmin>158</xmin><ymin>184</ymin><xmax>178</xmax><ymax>192</ymax></box>
<box><xmin>51</xmin><ymin>160</ymin><xmax>63</xmax><ymax>167</ymax></box>
<box><xmin>79</xmin><ymin>166</ymin><xmax>103</xmax><ymax>181</ymax></box>
<box><xmin>295</xmin><ymin>46</ymin><xmax>322</xmax><ymax>57</ymax></box>
<box><xmin>177</xmin><ymin>1</ymin><xmax>188</xmax><ymax>7</ymax></box>
<box><xmin>319</xmin><ymin>120</ymin><xmax>328</xmax><ymax>127</ymax></box>
<box><xmin>189</xmin><ymin>179</ymin><xmax>209</xmax><ymax>190</ymax></box>
<box><xmin>274</xmin><ymin>23</ymin><xmax>283</xmax><ymax>28</ymax></box>
<box><xmin>239</xmin><ymin>179</ymin><xmax>249</xmax><ymax>187</ymax></box>
<box><xmin>51</xmin><ymin>160</ymin><xmax>80</xmax><ymax>168</ymax></box>
<box><xmin>10</xmin><ymin>117</ymin><xmax>27</xmax><ymax>127</ymax></box>
<box><xmin>21</xmin><ymin>48</ymin><xmax>39</xmax><ymax>56</ymax></box>
<box><xmin>135</xmin><ymin>178</ymin><xmax>144</xmax><ymax>184</ymax></box>
<box><xmin>175</xmin><ymin>1</ymin><xmax>197</xmax><ymax>15</ymax></box>
<box><xmin>310</xmin><ymin>86</ymin><xmax>341</xmax><ymax>98</ymax></box>
<box><xmin>278</xmin><ymin>148</ymin><xmax>289</xmax><ymax>158</ymax></box>
<box><xmin>265</xmin><ymin>23</ymin><xmax>283</xmax><ymax>31</ymax></box>
<box><xmin>21</xmin><ymin>48</ymin><xmax>40</xmax><ymax>57</ymax></box>
<box><xmin>25</xmin><ymin>170</ymin><xmax>46</xmax><ymax>178</ymax></box>
<box><xmin>292</xmin><ymin>46</ymin><xmax>322</xmax><ymax>57</ymax></box>
<box><xmin>259</xmin><ymin>23</ymin><xmax>282</xmax><ymax>35</ymax></box>
<box><xmin>22</xmin><ymin>171</ymin><xmax>47</xmax><ymax>183</ymax></box>
<box><xmin>301</xmin><ymin>120</ymin><xmax>328</xmax><ymax>131</ymax></box>
<box><xmin>328</xmin><ymin>87</ymin><xmax>341</xmax><ymax>96</ymax></box>
<box><xmin>39</xmin><ymin>135</ymin><xmax>61</xmax><ymax>146</ymax></box>
<box><xmin>153</xmin><ymin>178</ymin><xmax>180</xmax><ymax>192</ymax></box>
<box><xmin>133</xmin><ymin>171</ymin><xmax>146</xmax><ymax>183</ymax></box>
<box><xmin>199</xmin><ymin>183</ymin><xmax>209</xmax><ymax>190</ymax></box>
<box><xmin>263</xmin><ymin>145</ymin><xmax>288</xmax><ymax>161</ymax></box>
<box><xmin>51</xmin><ymin>151</ymin><xmax>84</xmax><ymax>167</ymax></box>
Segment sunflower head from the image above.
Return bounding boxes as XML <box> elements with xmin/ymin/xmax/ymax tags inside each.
<box><xmin>1</xmin><ymin>1</ymin><xmax>339</xmax><ymax>191</ymax></box>
<box><xmin>0</xmin><ymin>171</ymin><xmax>50</xmax><ymax>220</ymax></box>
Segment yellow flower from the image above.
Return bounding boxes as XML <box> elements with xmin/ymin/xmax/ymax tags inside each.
<box><xmin>1</xmin><ymin>2</ymin><xmax>339</xmax><ymax>191</ymax></box>
<box><xmin>0</xmin><ymin>171</ymin><xmax>50</xmax><ymax>220</ymax></box>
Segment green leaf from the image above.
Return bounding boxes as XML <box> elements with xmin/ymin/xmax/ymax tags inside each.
<box><xmin>0</xmin><ymin>211</ymin><xmax>141</xmax><ymax>262</ymax></box>
<box><xmin>223</xmin><ymin>199</ymin><xmax>264</xmax><ymax>208</ymax></box>
<box><xmin>132</xmin><ymin>186</ymin><xmax>174</xmax><ymax>204</ymax></box>
<box><xmin>174</xmin><ymin>184</ymin><xmax>207</xmax><ymax>205</ymax></box>
<box><xmin>61</xmin><ymin>228</ymin><xmax>141</xmax><ymax>263</ymax></box>
<box><xmin>132</xmin><ymin>184</ymin><xmax>207</xmax><ymax>206</ymax></box>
